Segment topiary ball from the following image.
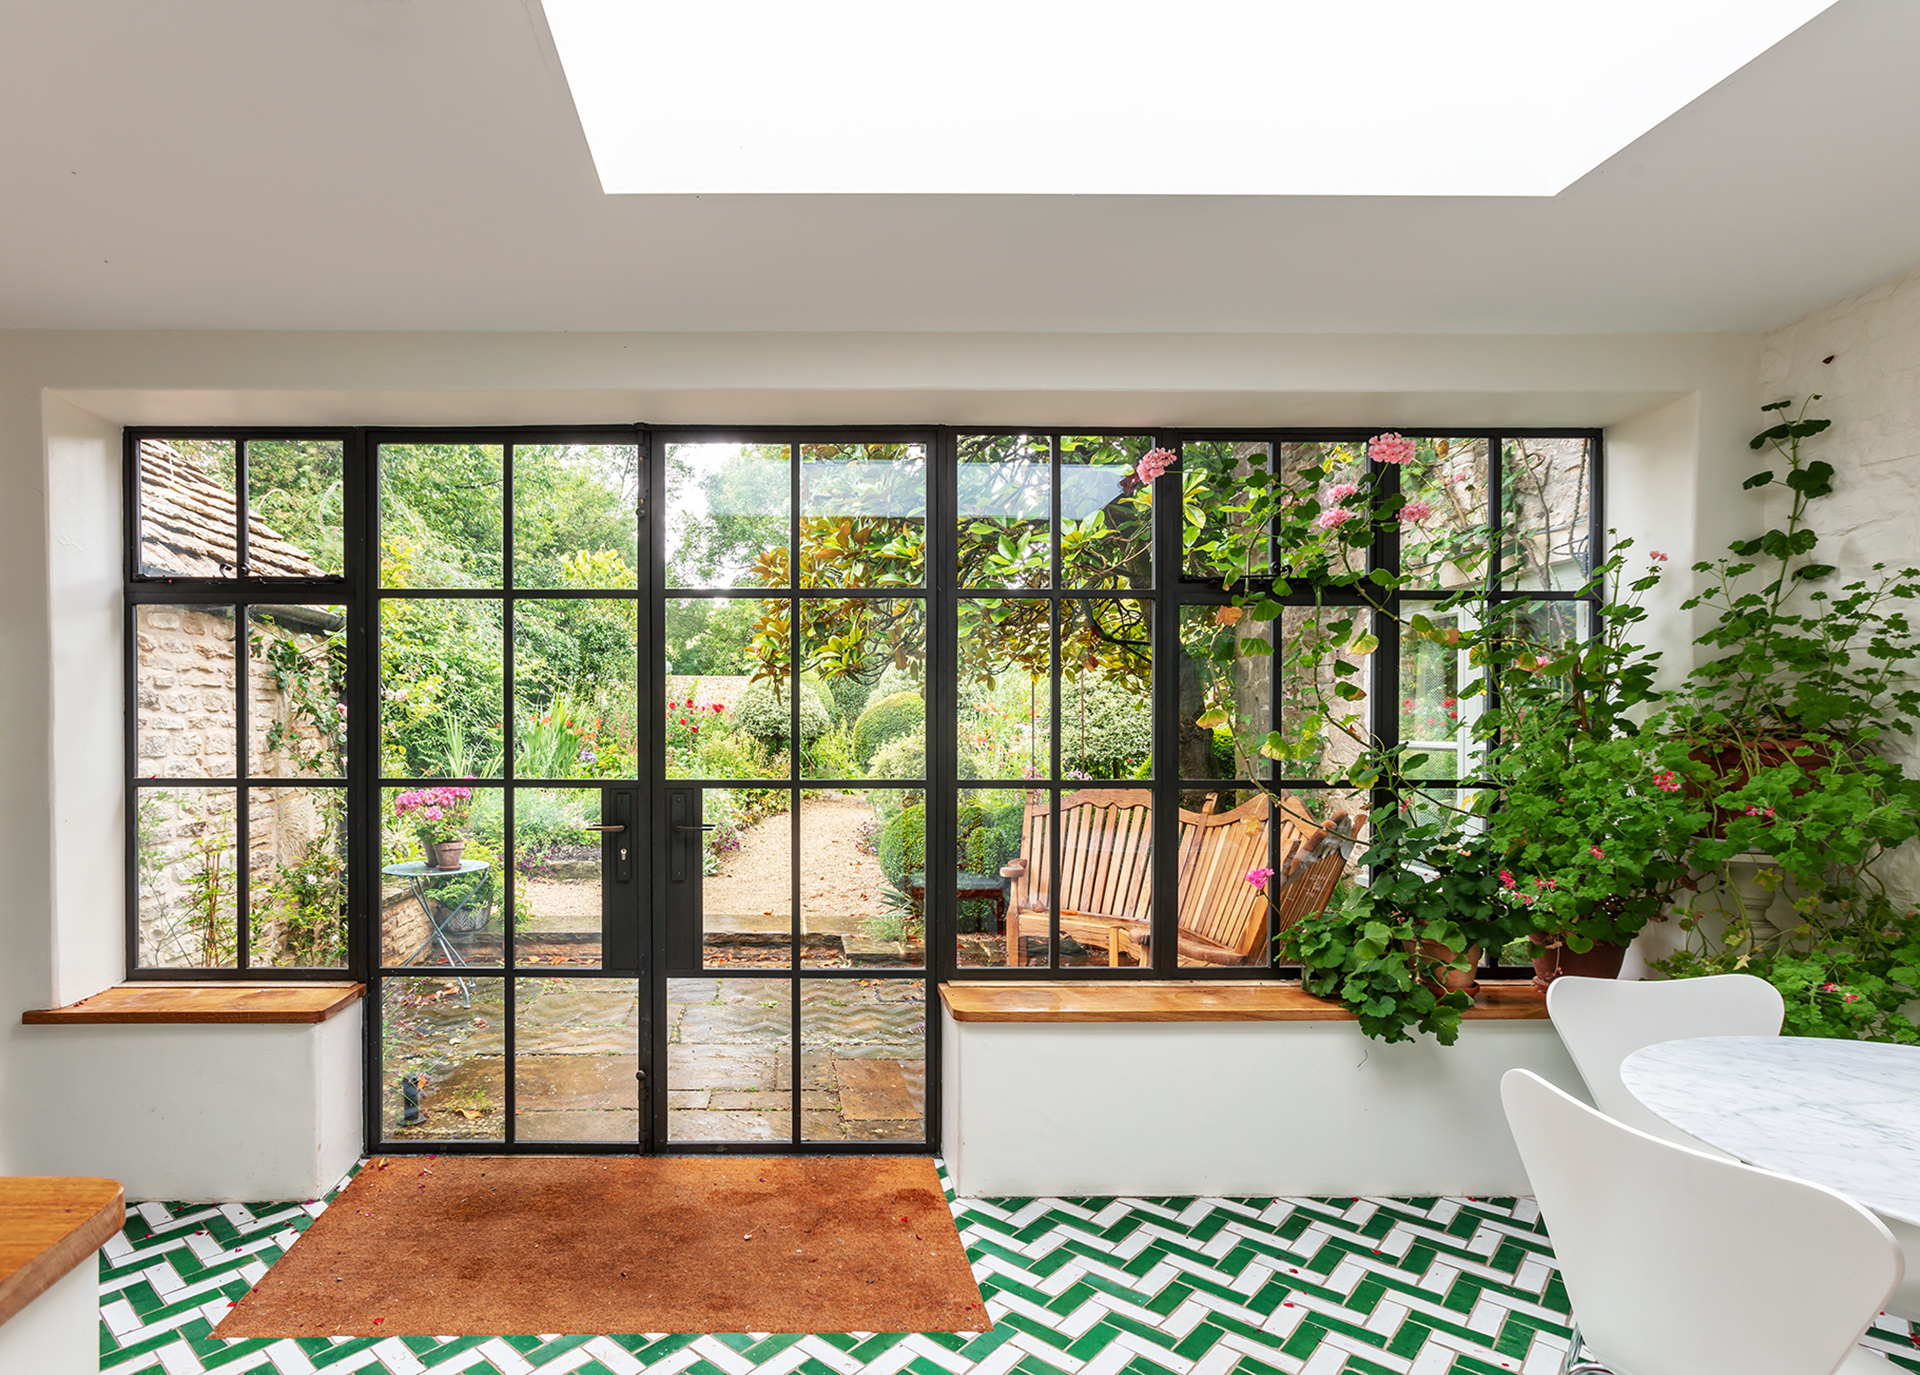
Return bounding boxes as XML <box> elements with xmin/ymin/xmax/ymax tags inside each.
<box><xmin>851</xmin><ymin>690</ymin><xmax>926</xmax><ymax>767</ymax></box>
<box><xmin>732</xmin><ymin>678</ymin><xmax>831</xmax><ymax>745</ymax></box>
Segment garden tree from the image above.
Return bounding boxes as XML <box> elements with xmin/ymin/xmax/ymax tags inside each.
<box><xmin>244</xmin><ymin>439</ymin><xmax>346</xmax><ymax>575</ymax></box>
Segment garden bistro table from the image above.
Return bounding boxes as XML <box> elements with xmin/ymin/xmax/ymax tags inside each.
<box><xmin>1621</xmin><ymin>1034</ymin><xmax>1920</xmax><ymax>1319</ymax></box>
<box><xmin>383</xmin><ymin>859</ymin><xmax>490</xmax><ymax>1006</ymax></box>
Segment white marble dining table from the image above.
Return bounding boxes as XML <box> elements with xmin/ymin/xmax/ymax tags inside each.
<box><xmin>1621</xmin><ymin>1035</ymin><xmax>1920</xmax><ymax>1227</ymax></box>
<box><xmin>1622</xmin><ymin>1034</ymin><xmax>1920</xmax><ymax>1322</ymax></box>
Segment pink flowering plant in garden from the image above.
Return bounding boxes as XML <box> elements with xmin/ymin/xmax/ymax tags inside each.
<box><xmin>394</xmin><ymin>785</ymin><xmax>474</xmax><ymax>850</ymax></box>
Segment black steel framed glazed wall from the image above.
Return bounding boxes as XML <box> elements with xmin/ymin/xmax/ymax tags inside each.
<box><xmin>123</xmin><ymin>423</ymin><xmax>1602</xmax><ymax>1154</ymax></box>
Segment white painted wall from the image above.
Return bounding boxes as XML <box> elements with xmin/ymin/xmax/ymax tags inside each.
<box><xmin>940</xmin><ymin>1009</ymin><xmax>1587</xmax><ymax>1198</ymax></box>
<box><xmin>11</xmin><ymin>1005</ymin><xmax>361</xmax><ymax>1202</ymax></box>
<box><xmin>0</xmin><ymin>325</ymin><xmax>1769</xmax><ymax>1194</ymax></box>
<box><xmin>0</xmin><ymin>1258</ymin><xmax>100</xmax><ymax>1375</ymax></box>
<box><xmin>1755</xmin><ymin>264</ymin><xmax>1920</xmax><ymax>906</ymax></box>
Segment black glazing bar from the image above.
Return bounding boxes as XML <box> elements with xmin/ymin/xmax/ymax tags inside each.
<box><xmin>1589</xmin><ymin>431</ymin><xmax>1608</xmax><ymax>639</ymax></box>
<box><xmin>234</xmin><ymin>602</ymin><xmax>251</xmax><ymax>970</ymax></box>
<box><xmin>928</xmin><ymin>428</ymin><xmax>958</xmax><ymax>985</ymax></box>
<box><xmin>1049</xmin><ymin>436</ymin><xmax>1063</xmax><ymax>970</ymax></box>
<box><xmin>647</xmin><ymin>429</ymin><xmax>673</xmax><ymax>1152</ymax></box>
<box><xmin>123</xmin><ymin>432</ymin><xmax>141</xmax><ymax>975</ymax></box>
<box><xmin>788</xmin><ymin>440</ymin><xmax>802</xmax><ymax>1145</ymax></box>
<box><xmin>1150</xmin><ymin>434</ymin><xmax>1180</xmax><ymax>976</ymax></box>
<box><xmin>344</xmin><ymin>431</ymin><xmax>382</xmax><ymax>1142</ymax></box>
<box><xmin>236</xmin><ymin>440</ymin><xmax>252</xmax><ymax>580</ymax></box>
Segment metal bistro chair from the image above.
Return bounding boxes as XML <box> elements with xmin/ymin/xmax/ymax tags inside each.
<box><xmin>1545</xmin><ymin>973</ymin><xmax>1784</xmax><ymax>1155</ymax></box>
<box><xmin>1502</xmin><ymin>1068</ymin><xmax>1900</xmax><ymax>1375</ymax></box>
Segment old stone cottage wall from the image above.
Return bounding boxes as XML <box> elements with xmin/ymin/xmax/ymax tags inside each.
<box><xmin>135</xmin><ymin>604</ymin><xmax>342</xmax><ymax>966</ymax></box>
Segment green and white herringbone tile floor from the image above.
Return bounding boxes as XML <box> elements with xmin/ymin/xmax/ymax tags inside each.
<box><xmin>95</xmin><ymin>1163</ymin><xmax>1920</xmax><ymax>1375</ymax></box>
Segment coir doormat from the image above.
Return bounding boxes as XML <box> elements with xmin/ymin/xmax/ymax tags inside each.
<box><xmin>216</xmin><ymin>1155</ymin><xmax>988</xmax><ymax>1337</ymax></box>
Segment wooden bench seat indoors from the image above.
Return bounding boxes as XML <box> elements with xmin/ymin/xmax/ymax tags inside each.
<box><xmin>1001</xmin><ymin>788</ymin><xmax>1366</xmax><ymax>966</ymax></box>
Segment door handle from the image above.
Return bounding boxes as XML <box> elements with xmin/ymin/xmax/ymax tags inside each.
<box><xmin>675</xmin><ymin>823</ymin><xmax>716</xmax><ymax>833</ymax></box>
<box><xmin>582</xmin><ymin>823</ymin><xmax>626</xmax><ymax>833</ymax></box>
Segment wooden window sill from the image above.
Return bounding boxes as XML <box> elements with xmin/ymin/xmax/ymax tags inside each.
<box><xmin>938</xmin><ymin>979</ymin><xmax>1546</xmax><ymax>1024</ymax></box>
<box><xmin>21</xmin><ymin>981</ymin><xmax>364</xmax><ymax>1025</ymax></box>
<box><xmin>0</xmin><ymin>1177</ymin><xmax>124</xmax><ymax>1326</ymax></box>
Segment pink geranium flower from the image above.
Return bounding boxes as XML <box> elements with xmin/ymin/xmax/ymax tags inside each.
<box><xmin>1398</xmin><ymin>501</ymin><xmax>1434</xmax><ymax>524</ymax></box>
<box><xmin>1136</xmin><ymin>448</ymin><xmax>1177</xmax><ymax>484</ymax></box>
<box><xmin>1245</xmin><ymin>867</ymin><xmax>1274</xmax><ymax>892</ymax></box>
<box><xmin>1326</xmin><ymin>482</ymin><xmax>1360</xmax><ymax>502</ymax></box>
<box><xmin>1368</xmin><ymin>432</ymin><xmax>1417</xmax><ymax>465</ymax></box>
<box><xmin>1315</xmin><ymin>508</ymin><xmax>1359</xmax><ymax>530</ymax></box>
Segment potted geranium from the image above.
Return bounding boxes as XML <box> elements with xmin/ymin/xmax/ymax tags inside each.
<box><xmin>1649</xmin><ymin>398</ymin><xmax>1920</xmax><ymax>1039</ymax></box>
<box><xmin>395</xmin><ymin>785</ymin><xmax>474</xmax><ymax>870</ymax></box>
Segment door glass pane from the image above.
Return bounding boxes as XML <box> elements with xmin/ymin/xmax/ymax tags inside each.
<box><xmin>702</xmin><ymin>788</ymin><xmax>793</xmax><ymax>969</ymax></box>
<box><xmin>1179</xmin><ymin>604</ymin><xmax>1272</xmax><ymax>784</ymax></box>
<box><xmin>247</xmin><ymin>605</ymin><xmax>348</xmax><ymax>779</ymax></box>
<box><xmin>803</xmin><ymin>597</ymin><xmax>923</xmax><ymax>781</ymax></box>
<box><xmin>511</xmin><ymin>443</ymin><xmax>640</xmax><ymax>590</ymax></box>
<box><xmin>667</xmin><ymin>977</ymin><xmax>795</xmax><ymax>1142</ymax></box>
<box><xmin>1400</xmin><ymin>609</ymin><xmax>1478</xmax><ymax>785</ymax></box>
<box><xmin>247</xmin><ymin>785</ymin><xmax>348</xmax><ymax>969</ymax></box>
<box><xmin>956</xmin><ymin>786</ymin><xmax>1026</xmax><ymax>969</ymax></box>
<box><xmin>959</xmin><ymin>597</ymin><xmax>1051</xmax><ymax>782</ymax></box>
<box><xmin>514</xmin><ymin>978</ymin><xmax>641</xmax><ymax>1142</ymax></box>
<box><xmin>513</xmin><ymin>599</ymin><xmax>639</xmax><ymax>779</ymax></box>
<box><xmin>1061</xmin><ymin>435</ymin><xmax>1154</xmax><ymax>591</ymax></box>
<box><xmin>137</xmin><ymin>439</ymin><xmax>238</xmax><ymax>577</ymax></box>
<box><xmin>246</xmin><ymin>438</ymin><xmax>346</xmax><ymax>577</ymax></box>
<box><xmin>665</xmin><ymin>442</ymin><xmax>790</xmax><ymax>590</ymax></box>
<box><xmin>381</xmin><ymin>975</ymin><xmax>506</xmax><ymax>1141</ymax></box>
<box><xmin>513</xmin><ymin>788</ymin><xmax>602</xmax><ymax>970</ymax></box>
<box><xmin>382</xmin><ymin>785</ymin><xmax>505</xmax><ymax>969</ymax></box>
<box><xmin>802</xmin><ymin>788</ymin><xmax>919</xmax><ymax>970</ymax></box>
<box><xmin>800</xmin><ymin>442</ymin><xmax>927</xmax><ymax>587</ymax></box>
<box><xmin>1062</xmin><ymin>598</ymin><xmax>1152</xmax><ymax>782</ymax></box>
<box><xmin>137</xmin><ymin>604</ymin><xmax>236</xmax><ymax>779</ymax></box>
<box><xmin>380</xmin><ymin>443</ymin><xmax>504</xmax><ymax>588</ymax></box>
<box><xmin>135</xmin><ymin>785</ymin><xmax>238</xmax><ymax>968</ymax></box>
<box><xmin>1502</xmin><ymin>437</ymin><xmax>1595</xmax><ymax>591</ymax></box>
<box><xmin>801</xmin><ymin>982</ymin><xmax>926</xmax><ymax>1143</ymax></box>
<box><xmin>380</xmin><ymin>598</ymin><xmax>504</xmax><ymax>778</ymax></box>
<box><xmin>958</xmin><ymin>433</ymin><xmax>1051</xmax><ymax>589</ymax></box>
<box><xmin>665</xmin><ymin>597</ymin><xmax>789</xmax><ymax>781</ymax></box>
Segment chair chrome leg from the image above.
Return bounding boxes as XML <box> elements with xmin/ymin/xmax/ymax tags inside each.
<box><xmin>1560</xmin><ymin>1322</ymin><xmax>1611</xmax><ymax>1375</ymax></box>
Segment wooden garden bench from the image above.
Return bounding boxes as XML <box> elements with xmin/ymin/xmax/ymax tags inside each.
<box><xmin>1000</xmin><ymin>788</ymin><xmax>1365</xmax><ymax>966</ymax></box>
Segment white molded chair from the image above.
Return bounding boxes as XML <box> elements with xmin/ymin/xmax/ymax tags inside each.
<box><xmin>1502</xmin><ymin>1069</ymin><xmax>1900</xmax><ymax>1375</ymax></box>
<box><xmin>1545</xmin><ymin>973</ymin><xmax>1784</xmax><ymax>1155</ymax></box>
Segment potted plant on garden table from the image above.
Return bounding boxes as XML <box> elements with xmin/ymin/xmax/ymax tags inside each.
<box><xmin>396</xmin><ymin>785</ymin><xmax>474</xmax><ymax>870</ymax></box>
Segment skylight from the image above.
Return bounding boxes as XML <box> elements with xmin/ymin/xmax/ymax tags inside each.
<box><xmin>540</xmin><ymin>0</ymin><xmax>1836</xmax><ymax>196</ymax></box>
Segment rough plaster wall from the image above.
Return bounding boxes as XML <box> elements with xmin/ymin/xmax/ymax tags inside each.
<box><xmin>1759</xmin><ymin>263</ymin><xmax>1920</xmax><ymax>903</ymax></box>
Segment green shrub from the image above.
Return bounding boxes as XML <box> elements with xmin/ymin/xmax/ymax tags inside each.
<box><xmin>871</xmin><ymin>663</ymin><xmax>923</xmax><ymax>705</ymax></box>
<box><xmin>853</xmin><ymin>691</ymin><xmax>926</xmax><ymax>767</ymax></box>
<box><xmin>958</xmin><ymin>800</ymin><xmax>1026</xmax><ymax>876</ymax></box>
<box><xmin>1061</xmin><ymin>677</ymin><xmax>1154</xmax><ymax>778</ymax></box>
<box><xmin>732</xmin><ymin>679</ymin><xmax>831</xmax><ymax>746</ymax></box>
<box><xmin>868</xmin><ymin>732</ymin><xmax>982</xmax><ymax>818</ymax></box>
<box><xmin>803</xmin><ymin>726</ymin><xmax>860</xmax><ymax>781</ymax></box>
<box><xmin>877</xmin><ymin>806</ymin><xmax>927</xmax><ymax>891</ymax></box>
<box><xmin>693</xmin><ymin>730</ymin><xmax>772</xmax><ymax>781</ymax></box>
<box><xmin>815</xmin><ymin>671</ymin><xmax>874</xmax><ymax>728</ymax></box>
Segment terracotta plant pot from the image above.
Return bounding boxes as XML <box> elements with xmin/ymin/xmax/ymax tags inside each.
<box><xmin>1413</xmin><ymin>940</ymin><xmax>1482</xmax><ymax>995</ymax></box>
<box><xmin>1686</xmin><ymin>736</ymin><xmax>1831</xmax><ymax>839</ymax></box>
<box><xmin>427</xmin><ymin>838</ymin><xmax>467</xmax><ymax>871</ymax></box>
<box><xmin>1529</xmin><ymin>934</ymin><xmax>1627</xmax><ymax>993</ymax></box>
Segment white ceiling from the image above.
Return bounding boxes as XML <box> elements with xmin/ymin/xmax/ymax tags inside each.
<box><xmin>2</xmin><ymin>0</ymin><xmax>1917</xmax><ymax>335</ymax></box>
